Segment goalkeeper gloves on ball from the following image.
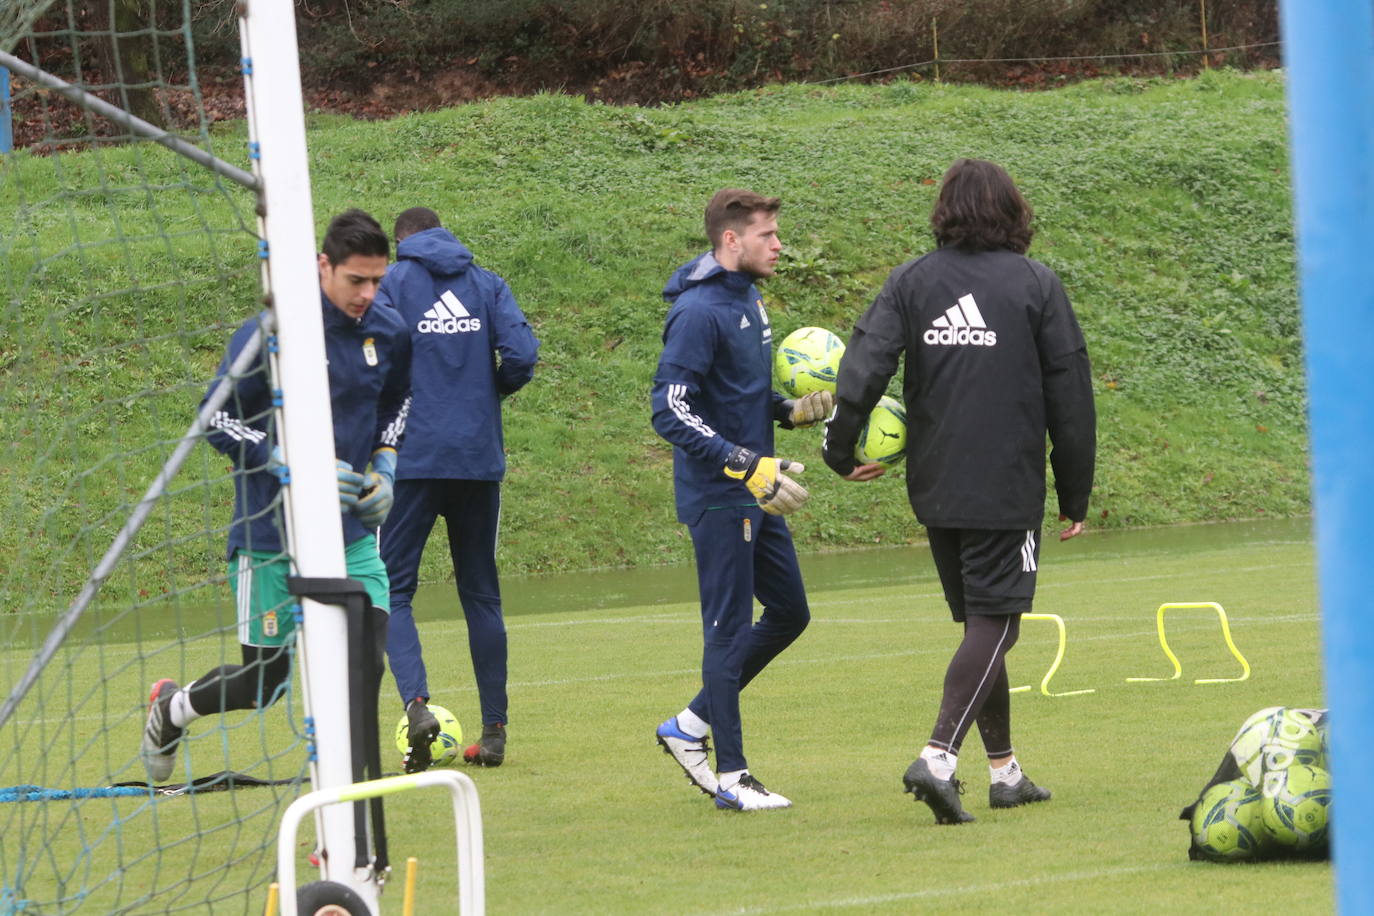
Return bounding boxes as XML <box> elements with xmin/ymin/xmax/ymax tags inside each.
<box><xmin>355</xmin><ymin>448</ymin><xmax>397</xmax><ymax>529</ymax></box>
<box><xmin>723</xmin><ymin>446</ymin><xmax>809</xmax><ymax>516</ymax></box>
<box><xmin>787</xmin><ymin>390</ymin><xmax>834</xmax><ymax>428</ymax></box>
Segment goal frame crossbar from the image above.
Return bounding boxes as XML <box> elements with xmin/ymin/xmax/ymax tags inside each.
<box><xmin>0</xmin><ymin>48</ymin><xmax>259</xmax><ymax>190</ymax></box>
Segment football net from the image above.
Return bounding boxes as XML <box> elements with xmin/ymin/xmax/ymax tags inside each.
<box><xmin>1</xmin><ymin>2</ymin><xmax>330</xmax><ymax>912</ymax></box>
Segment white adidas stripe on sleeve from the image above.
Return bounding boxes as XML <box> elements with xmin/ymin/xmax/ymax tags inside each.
<box><xmin>211</xmin><ymin>410</ymin><xmax>267</xmax><ymax>444</ymax></box>
<box><xmin>668</xmin><ymin>383</ymin><xmax>717</xmax><ymax>440</ymax></box>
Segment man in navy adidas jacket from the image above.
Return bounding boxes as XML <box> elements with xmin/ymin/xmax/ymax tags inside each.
<box><xmin>141</xmin><ymin>209</ymin><xmax>411</xmax><ymax>783</ymax></box>
<box><xmin>375</xmin><ymin>207</ymin><xmax>539</xmax><ymax>772</ymax></box>
<box><xmin>823</xmin><ymin>159</ymin><xmax>1095</xmax><ymax>825</ymax></box>
<box><xmin>650</xmin><ymin>189</ymin><xmax>833</xmax><ymax>812</ymax></box>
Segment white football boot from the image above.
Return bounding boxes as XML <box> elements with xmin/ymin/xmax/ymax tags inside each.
<box><xmin>655</xmin><ymin>717</ymin><xmax>719</xmax><ymax>796</ymax></box>
<box><xmin>715</xmin><ymin>773</ymin><xmax>792</xmax><ymax>811</ymax></box>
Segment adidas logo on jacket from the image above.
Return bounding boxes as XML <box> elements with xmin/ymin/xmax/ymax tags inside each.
<box><xmin>418</xmin><ymin>289</ymin><xmax>482</xmax><ymax>334</ymax></box>
<box><xmin>924</xmin><ymin>294</ymin><xmax>997</xmax><ymax>347</ymax></box>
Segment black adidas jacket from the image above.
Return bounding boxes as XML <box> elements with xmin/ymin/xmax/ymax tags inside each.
<box><xmin>822</xmin><ymin>246</ymin><xmax>1095</xmax><ymax>529</ymax></box>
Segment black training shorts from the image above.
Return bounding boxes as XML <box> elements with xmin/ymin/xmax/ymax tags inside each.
<box><xmin>926</xmin><ymin>526</ymin><xmax>1041</xmax><ymax>622</ymax></box>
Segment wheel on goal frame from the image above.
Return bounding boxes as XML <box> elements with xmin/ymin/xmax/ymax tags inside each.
<box><xmin>296</xmin><ymin>880</ymin><xmax>370</xmax><ymax>916</ymax></box>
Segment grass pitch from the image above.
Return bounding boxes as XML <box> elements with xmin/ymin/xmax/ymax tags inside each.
<box><xmin>393</xmin><ymin>518</ymin><xmax>1327</xmax><ymax>914</ymax></box>
<box><xmin>2</xmin><ymin>520</ymin><xmax>1326</xmax><ymax>913</ymax></box>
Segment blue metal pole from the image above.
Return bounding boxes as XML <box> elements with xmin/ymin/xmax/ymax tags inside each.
<box><xmin>1279</xmin><ymin>2</ymin><xmax>1374</xmax><ymax>911</ymax></box>
<box><xmin>1</xmin><ymin>66</ymin><xmax>12</xmax><ymax>153</ymax></box>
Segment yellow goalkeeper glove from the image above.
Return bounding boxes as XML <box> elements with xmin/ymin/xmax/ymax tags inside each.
<box><xmin>787</xmin><ymin>390</ymin><xmax>834</xmax><ymax>428</ymax></box>
<box><xmin>723</xmin><ymin>446</ymin><xmax>809</xmax><ymax>516</ymax></box>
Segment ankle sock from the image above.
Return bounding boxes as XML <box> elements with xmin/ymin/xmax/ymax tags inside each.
<box><xmin>920</xmin><ymin>746</ymin><xmax>957</xmax><ymax>781</ymax></box>
<box><xmin>169</xmin><ymin>688</ymin><xmax>200</xmax><ymax>729</ymax></box>
<box><xmin>990</xmin><ymin>759</ymin><xmax>1024</xmax><ymax>786</ymax></box>
<box><xmin>676</xmin><ymin>707</ymin><xmax>709</xmax><ymax>739</ymax></box>
<box><xmin>718</xmin><ymin>769</ymin><xmax>747</xmax><ymax>792</ymax></box>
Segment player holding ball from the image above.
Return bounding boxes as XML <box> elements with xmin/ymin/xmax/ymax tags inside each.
<box><xmin>823</xmin><ymin>159</ymin><xmax>1096</xmax><ymax>825</ymax></box>
<box><xmin>650</xmin><ymin>188</ymin><xmax>832</xmax><ymax>812</ymax></box>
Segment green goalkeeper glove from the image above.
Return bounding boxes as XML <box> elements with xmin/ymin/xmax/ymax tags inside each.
<box><xmin>723</xmin><ymin>446</ymin><xmax>809</xmax><ymax>516</ymax></box>
<box><xmin>267</xmin><ymin>446</ymin><xmax>363</xmax><ymax>512</ymax></box>
<box><xmin>355</xmin><ymin>448</ymin><xmax>396</xmax><ymax>529</ymax></box>
<box><xmin>336</xmin><ymin>459</ymin><xmax>365</xmax><ymax>511</ymax></box>
<box><xmin>787</xmin><ymin>390</ymin><xmax>834</xmax><ymax>428</ymax></box>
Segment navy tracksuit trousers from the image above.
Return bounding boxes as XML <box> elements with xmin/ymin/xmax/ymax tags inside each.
<box><xmin>381</xmin><ymin>478</ymin><xmax>508</xmax><ymax>726</ymax></box>
<box><xmin>685</xmin><ymin>505</ymin><xmax>810</xmax><ymax>773</ymax></box>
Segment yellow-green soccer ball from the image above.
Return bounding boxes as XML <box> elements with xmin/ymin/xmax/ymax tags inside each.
<box><xmin>1231</xmin><ymin>707</ymin><xmax>1325</xmax><ymax>787</ymax></box>
<box><xmin>394</xmin><ymin>704</ymin><xmax>462</xmax><ymax>767</ymax></box>
<box><xmin>855</xmin><ymin>395</ymin><xmax>907</xmax><ymax>468</ymax></box>
<box><xmin>1191</xmin><ymin>778</ymin><xmax>1268</xmax><ymax>862</ymax></box>
<box><xmin>774</xmin><ymin>327</ymin><xmax>844</xmax><ymax>397</ymax></box>
<box><xmin>1261</xmin><ymin>764</ymin><xmax>1332</xmax><ymax>850</ymax></box>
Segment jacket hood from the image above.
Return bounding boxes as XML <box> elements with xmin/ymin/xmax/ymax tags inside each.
<box><xmin>663</xmin><ymin>252</ymin><xmax>755</xmax><ymax>303</ymax></box>
<box><xmin>396</xmin><ymin>227</ymin><xmax>474</xmax><ymax>276</ymax></box>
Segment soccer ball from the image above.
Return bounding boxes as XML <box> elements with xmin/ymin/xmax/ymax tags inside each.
<box><xmin>1230</xmin><ymin>706</ymin><xmax>1325</xmax><ymax>787</ymax></box>
<box><xmin>1191</xmin><ymin>778</ymin><xmax>1268</xmax><ymax>862</ymax></box>
<box><xmin>774</xmin><ymin>327</ymin><xmax>844</xmax><ymax>397</ymax></box>
<box><xmin>394</xmin><ymin>704</ymin><xmax>462</xmax><ymax>767</ymax></box>
<box><xmin>1260</xmin><ymin>764</ymin><xmax>1331</xmax><ymax>850</ymax></box>
<box><xmin>855</xmin><ymin>395</ymin><xmax>907</xmax><ymax>468</ymax></box>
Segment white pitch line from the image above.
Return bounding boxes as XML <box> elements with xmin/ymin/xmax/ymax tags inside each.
<box><xmin>431</xmin><ymin>613</ymin><xmax>1318</xmax><ymax>694</ymax></box>
<box><xmin>707</xmin><ymin>861</ymin><xmax>1184</xmax><ymax>915</ymax></box>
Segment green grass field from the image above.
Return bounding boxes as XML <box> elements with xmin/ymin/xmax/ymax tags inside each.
<box><xmin>3</xmin><ymin>519</ymin><xmax>1328</xmax><ymax>913</ymax></box>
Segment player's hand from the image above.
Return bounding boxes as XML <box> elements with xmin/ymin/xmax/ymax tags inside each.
<box><xmin>844</xmin><ymin>462</ymin><xmax>887</xmax><ymax>481</ymax></box>
<box><xmin>1058</xmin><ymin>514</ymin><xmax>1084</xmax><ymax>541</ymax></box>
<box><xmin>788</xmin><ymin>390</ymin><xmax>834</xmax><ymax>428</ymax></box>
<box><xmin>355</xmin><ymin>449</ymin><xmax>396</xmax><ymax>529</ymax></box>
<box><xmin>336</xmin><ymin>459</ymin><xmax>365</xmax><ymax>511</ymax></box>
<box><xmin>723</xmin><ymin>446</ymin><xmax>809</xmax><ymax>516</ymax></box>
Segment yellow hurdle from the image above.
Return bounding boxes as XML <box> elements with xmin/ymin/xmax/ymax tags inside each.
<box><xmin>1009</xmin><ymin>612</ymin><xmax>1095</xmax><ymax>697</ymax></box>
<box><xmin>1125</xmin><ymin>601</ymin><xmax>1251</xmax><ymax>684</ymax></box>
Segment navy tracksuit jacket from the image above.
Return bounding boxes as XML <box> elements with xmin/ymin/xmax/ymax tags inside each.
<box><xmin>650</xmin><ymin>252</ymin><xmax>810</xmax><ymax>774</ymax></box>
<box><xmin>375</xmin><ymin>227</ymin><xmax>539</xmax><ymax>723</ymax></box>
<box><xmin>203</xmin><ymin>292</ymin><xmax>411</xmax><ymax>559</ymax></box>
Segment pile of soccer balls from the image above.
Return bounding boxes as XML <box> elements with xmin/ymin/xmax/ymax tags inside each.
<box><xmin>1185</xmin><ymin>706</ymin><xmax>1331</xmax><ymax>862</ymax></box>
<box><xmin>773</xmin><ymin>326</ymin><xmax>907</xmax><ymax>468</ymax></box>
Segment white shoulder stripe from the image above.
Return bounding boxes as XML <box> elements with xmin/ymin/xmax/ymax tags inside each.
<box><xmin>381</xmin><ymin>395</ymin><xmax>410</xmax><ymax>448</ymax></box>
<box><xmin>211</xmin><ymin>410</ymin><xmax>267</xmax><ymax>444</ymax></box>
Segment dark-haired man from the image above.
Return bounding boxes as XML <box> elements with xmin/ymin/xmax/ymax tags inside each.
<box><xmin>823</xmin><ymin>159</ymin><xmax>1096</xmax><ymax>824</ymax></box>
<box><xmin>141</xmin><ymin>209</ymin><xmax>412</xmax><ymax>782</ymax></box>
<box><xmin>375</xmin><ymin>206</ymin><xmax>539</xmax><ymax>772</ymax></box>
<box><xmin>651</xmin><ymin>188</ymin><xmax>832</xmax><ymax>811</ymax></box>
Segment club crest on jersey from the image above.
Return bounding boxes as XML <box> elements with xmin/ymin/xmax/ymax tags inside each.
<box><xmin>757</xmin><ymin>299</ymin><xmax>772</xmax><ymax>343</ymax></box>
<box><xmin>262</xmin><ymin>610</ymin><xmax>278</xmax><ymax>638</ymax></box>
<box><xmin>743</xmin><ymin>518</ymin><xmax>752</xmax><ymax>542</ymax></box>
<box><xmin>419</xmin><ymin>289</ymin><xmax>482</xmax><ymax>334</ymax></box>
<box><xmin>924</xmin><ymin>293</ymin><xmax>997</xmax><ymax>347</ymax></box>
<box><xmin>362</xmin><ymin>337</ymin><xmax>378</xmax><ymax>366</ymax></box>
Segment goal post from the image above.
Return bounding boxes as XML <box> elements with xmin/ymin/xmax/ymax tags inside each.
<box><xmin>1279</xmin><ymin>1</ymin><xmax>1374</xmax><ymax>909</ymax></box>
<box><xmin>236</xmin><ymin>0</ymin><xmax>380</xmax><ymax>908</ymax></box>
<box><xmin>1</xmin><ymin>0</ymin><xmax>382</xmax><ymax>911</ymax></box>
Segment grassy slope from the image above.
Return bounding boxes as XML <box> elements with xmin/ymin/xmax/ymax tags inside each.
<box><xmin>1</xmin><ymin>69</ymin><xmax>1304</xmax><ymax>601</ymax></box>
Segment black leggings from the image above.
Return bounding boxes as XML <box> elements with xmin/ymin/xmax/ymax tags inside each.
<box><xmin>929</xmin><ymin>614</ymin><xmax>1021</xmax><ymax>757</ymax></box>
<box><xmin>187</xmin><ymin>643</ymin><xmax>292</xmax><ymax>715</ymax></box>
